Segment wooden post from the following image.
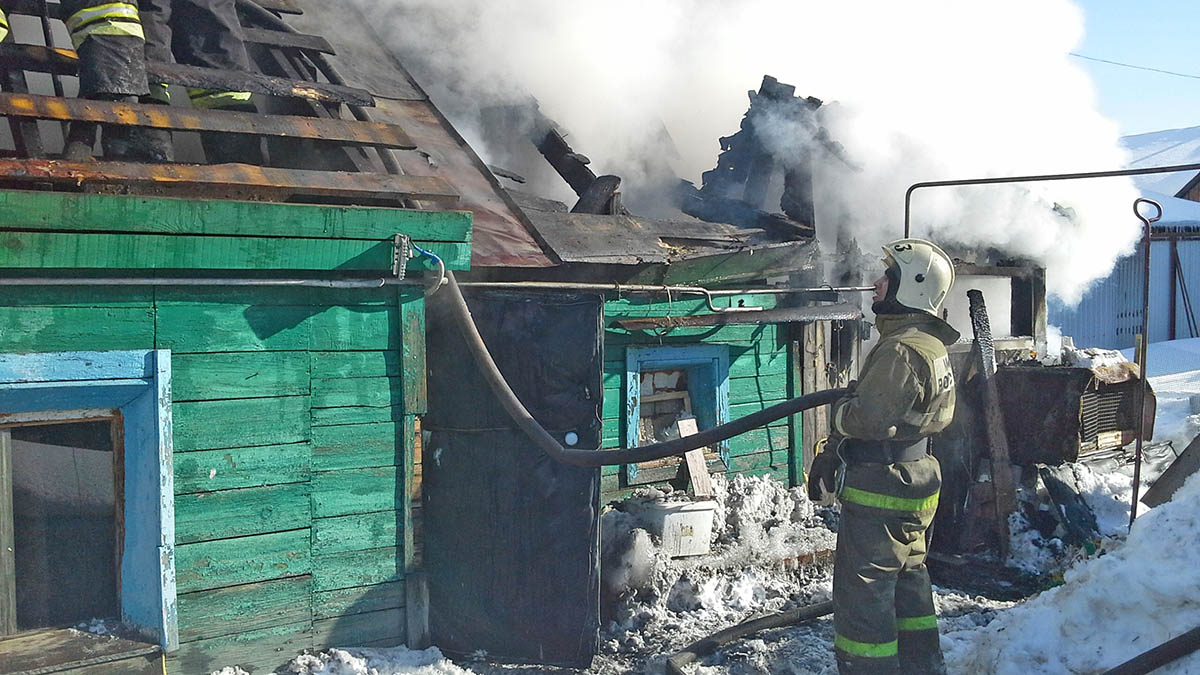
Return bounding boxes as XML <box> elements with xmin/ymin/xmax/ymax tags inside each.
<box><xmin>968</xmin><ymin>290</ymin><xmax>1016</xmax><ymax>561</ymax></box>
<box><xmin>0</xmin><ymin>430</ymin><xmax>15</xmax><ymax>634</ymax></box>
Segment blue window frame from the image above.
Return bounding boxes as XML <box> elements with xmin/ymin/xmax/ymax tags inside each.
<box><xmin>624</xmin><ymin>345</ymin><xmax>730</xmax><ymax>481</ymax></box>
<box><xmin>0</xmin><ymin>351</ymin><xmax>177</xmax><ymax>650</ymax></box>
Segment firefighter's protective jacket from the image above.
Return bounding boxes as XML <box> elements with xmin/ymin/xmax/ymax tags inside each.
<box><xmin>831</xmin><ymin>312</ymin><xmax>959</xmax><ymax>442</ymax></box>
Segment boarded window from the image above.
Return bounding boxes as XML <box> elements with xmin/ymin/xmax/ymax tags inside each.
<box><xmin>2</xmin><ymin>420</ymin><xmax>120</xmax><ymax>633</ymax></box>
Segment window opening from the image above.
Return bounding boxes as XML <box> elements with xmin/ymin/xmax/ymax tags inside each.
<box><xmin>1</xmin><ymin>417</ymin><xmax>122</xmax><ymax>635</ymax></box>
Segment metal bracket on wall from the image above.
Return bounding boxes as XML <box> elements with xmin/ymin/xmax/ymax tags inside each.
<box><xmin>392</xmin><ymin>233</ymin><xmax>411</xmax><ymax>279</ymax></box>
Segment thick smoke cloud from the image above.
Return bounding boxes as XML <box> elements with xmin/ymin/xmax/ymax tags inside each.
<box><xmin>368</xmin><ymin>0</ymin><xmax>1139</xmax><ymax>303</ymax></box>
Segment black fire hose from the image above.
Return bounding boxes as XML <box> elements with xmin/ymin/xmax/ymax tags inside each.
<box><xmin>443</xmin><ymin>272</ymin><xmax>849</xmax><ymax>468</ymax></box>
<box><xmin>1103</xmin><ymin>625</ymin><xmax>1200</xmax><ymax>675</ymax></box>
<box><xmin>665</xmin><ymin>600</ymin><xmax>835</xmax><ymax>675</ymax></box>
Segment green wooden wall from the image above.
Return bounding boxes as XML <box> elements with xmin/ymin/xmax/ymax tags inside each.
<box><xmin>600</xmin><ymin>293</ymin><xmax>799</xmax><ymax>500</ymax></box>
<box><xmin>0</xmin><ymin>285</ymin><xmax>423</xmax><ymax>674</ymax></box>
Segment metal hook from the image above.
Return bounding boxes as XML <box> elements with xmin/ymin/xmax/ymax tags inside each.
<box><xmin>1134</xmin><ymin>197</ymin><xmax>1163</xmax><ymax>227</ymax></box>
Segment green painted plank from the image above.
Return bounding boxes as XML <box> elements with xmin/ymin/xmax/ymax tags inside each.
<box><xmin>155</xmin><ymin>286</ymin><xmax>397</xmax><ymax>307</ymax></box>
<box><xmin>312</xmin><ymin>511</ymin><xmax>399</xmax><ymax>556</ymax></box>
<box><xmin>727</xmin><ymin>424</ymin><xmax>790</xmax><ymax>457</ymax></box>
<box><xmin>606</xmin><ymin>324</ymin><xmax>773</xmax><ymax>346</ymax></box>
<box><xmin>0</xmin><ymin>231</ymin><xmax>388</xmax><ymax>270</ymax></box>
<box><xmin>309</xmin><ymin>305</ymin><xmax>398</xmax><ymax>351</ymax></box>
<box><xmin>728</xmin><ymin>449</ymin><xmax>787</xmax><ymax>473</ymax></box>
<box><xmin>312</xmin><ymin>376</ymin><xmax>399</xmax><ymax>409</ymax></box>
<box><xmin>311</xmin><ymin>420</ymin><xmax>404</xmax><ymax>471</ymax></box>
<box><xmin>173</xmin><ymin>352</ymin><xmax>310</xmax><ymax>401</ymax></box>
<box><xmin>173</xmin><ymin>396</ymin><xmax>311</xmax><ymax>451</ymax></box>
<box><xmin>174</xmin><ymin>442</ymin><xmax>311</xmax><ymax>494</ymax></box>
<box><xmin>311</xmin><ymin>351</ymin><xmax>401</xmax><ymax>379</ymax></box>
<box><xmin>0</xmin><ymin>306</ymin><xmax>154</xmax><ymax>352</ymax></box>
<box><xmin>175</xmin><ymin>529</ymin><xmax>311</xmax><ymax>594</ymax></box>
<box><xmin>175</xmin><ymin>483</ymin><xmax>312</xmax><ymax>545</ymax></box>
<box><xmin>0</xmin><ymin>286</ymin><xmax>153</xmax><ymax>307</ymax></box>
<box><xmin>0</xmin><ymin>189</ymin><xmax>472</xmax><ymax>241</ymax></box>
<box><xmin>730</xmin><ymin>398</ymin><xmax>787</xmax><ymax>419</ymax></box>
<box><xmin>313</xmin><ymin>608</ymin><xmax>404</xmax><ymax>649</ymax></box>
<box><xmin>314</xmin><ymin>580</ymin><xmax>405</xmax><ymax>621</ymax></box>
<box><xmin>157</xmin><ymin>303</ymin><xmax>313</xmax><ymax>353</ymax></box>
<box><xmin>398</xmin><ymin>292</ymin><xmax>427</xmax><ymax>415</ymax></box>
<box><xmin>176</xmin><ymin>576</ymin><xmax>312</xmax><ymax>643</ymax></box>
<box><xmin>311</xmin><ymin>404</ymin><xmax>405</xmax><ymax>427</ymax></box>
<box><xmin>167</xmin><ymin>620</ymin><xmax>311</xmax><ymax>675</ymax></box>
<box><xmin>311</xmin><ymin>467</ymin><xmax>399</xmax><ymax>518</ymax></box>
<box><xmin>730</xmin><ymin>346</ymin><xmax>789</xmax><ymax>379</ymax></box>
<box><xmin>0</xmin><ymin>230</ymin><xmax>472</xmax><ymax>272</ymax></box>
<box><xmin>312</xmin><ymin>547</ymin><xmax>403</xmax><ymax>592</ymax></box>
<box><xmin>729</xmin><ymin>374</ymin><xmax>789</xmax><ymax>405</ymax></box>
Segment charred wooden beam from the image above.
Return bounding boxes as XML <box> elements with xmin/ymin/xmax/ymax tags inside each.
<box><xmin>0</xmin><ymin>44</ymin><xmax>372</xmax><ymax>106</ymax></box>
<box><xmin>240</xmin><ymin>28</ymin><xmax>334</xmax><ymax>54</ymax></box>
<box><xmin>0</xmin><ymin>92</ymin><xmax>411</xmax><ymax>147</ymax></box>
<box><xmin>251</xmin><ymin>0</ymin><xmax>302</xmax><ymax>14</ymax></box>
<box><xmin>536</xmin><ymin>127</ymin><xmax>596</xmax><ymax>196</ymax></box>
<box><xmin>968</xmin><ymin>289</ymin><xmax>1017</xmax><ymax>561</ymax></box>
<box><xmin>0</xmin><ymin>159</ymin><xmax>459</xmax><ymax>203</ymax></box>
<box><xmin>571</xmin><ymin>174</ymin><xmax>621</xmax><ymax>214</ymax></box>
<box><xmin>678</xmin><ymin>180</ymin><xmax>813</xmax><ymax>238</ymax></box>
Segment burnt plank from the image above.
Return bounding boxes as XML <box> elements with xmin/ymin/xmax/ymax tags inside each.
<box><xmin>250</xmin><ymin>0</ymin><xmax>303</xmax><ymax>14</ymax></box>
<box><xmin>0</xmin><ymin>159</ymin><xmax>458</xmax><ymax>204</ymax></box>
<box><xmin>571</xmin><ymin>174</ymin><xmax>621</xmax><ymax>214</ymax></box>
<box><xmin>242</xmin><ymin>27</ymin><xmax>334</xmax><ymax>54</ymax></box>
<box><xmin>0</xmin><ymin>91</ymin><xmax>403</xmax><ymax>146</ymax></box>
<box><xmin>0</xmin><ymin>44</ymin><xmax>371</xmax><ymax>105</ymax></box>
<box><xmin>536</xmin><ymin>127</ymin><xmax>597</xmax><ymax>196</ymax></box>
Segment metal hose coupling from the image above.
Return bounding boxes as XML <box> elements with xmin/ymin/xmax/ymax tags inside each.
<box><xmin>443</xmin><ymin>270</ymin><xmax>849</xmax><ymax>468</ymax></box>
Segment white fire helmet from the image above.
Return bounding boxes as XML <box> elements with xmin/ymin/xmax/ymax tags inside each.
<box><xmin>881</xmin><ymin>238</ymin><xmax>955</xmax><ymax>316</ymax></box>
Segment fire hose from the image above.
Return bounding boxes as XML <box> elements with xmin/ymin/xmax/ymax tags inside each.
<box><xmin>442</xmin><ymin>272</ymin><xmax>849</xmax><ymax>467</ymax></box>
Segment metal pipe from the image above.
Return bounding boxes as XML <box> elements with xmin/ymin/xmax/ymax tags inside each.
<box><xmin>1102</xmin><ymin>625</ymin><xmax>1200</xmax><ymax>675</ymax></box>
<box><xmin>1130</xmin><ymin>198</ymin><xmax>1162</xmax><ymax>530</ymax></box>
<box><xmin>445</xmin><ymin>271</ymin><xmax>848</xmax><ymax>467</ymax></box>
<box><xmin>904</xmin><ymin>162</ymin><xmax>1200</xmax><ymax>237</ymax></box>
<box><xmin>0</xmin><ymin>277</ymin><xmax>422</xmax><ymax>288</ymax></box>
<box><xmin>458</xmin><ymin>281</ymin><xmax>874</xmax><ymax>313</ymax></box>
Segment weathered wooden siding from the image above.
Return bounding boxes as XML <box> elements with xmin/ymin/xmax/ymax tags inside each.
<box><xmin>600</xmin><ymin>294</ymin><xmax>799</xmax><ymax>501</ymax></box>
<box><xmin>0</xmin><ymin>285</ymin><xmax>424</xmax><ymax>674</ymax></box>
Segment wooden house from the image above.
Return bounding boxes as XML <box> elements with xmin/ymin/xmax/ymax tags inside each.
<box><xmin>0</xmin><ymin>1</ymin><xmax>858</xmax><ymax>672</ymax></box>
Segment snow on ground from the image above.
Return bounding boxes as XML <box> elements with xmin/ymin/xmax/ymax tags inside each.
<box><xmin>944</xmin><ymin>469</ymin><xmax>1200</xmax><ymax>674</ymax></box>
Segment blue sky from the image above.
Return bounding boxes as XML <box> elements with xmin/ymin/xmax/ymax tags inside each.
<box><xmin>1076</xmin><ymin>1</ymin><xmax>1200</xmax><ymax>137</ymax></box>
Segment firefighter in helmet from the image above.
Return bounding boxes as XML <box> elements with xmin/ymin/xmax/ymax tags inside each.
<box><xmin>809</xmin><ymin>238</ymin><xmax>959</xmax><ymax>675</ymax></box>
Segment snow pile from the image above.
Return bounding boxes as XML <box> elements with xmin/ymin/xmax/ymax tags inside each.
<box><xmin>598</xmin><ymin>474</ymin><xmax>839</xmax><ymax>667</ymax></box>
<box><xmin>944</xmin><ymin>470</ymin><xmax>1200</xmax><ymax>674</ymax></box>
<box><xmin>289</xmin><ymin>647</ymin><xmax>473</xmax><ymax>675</ymax></box>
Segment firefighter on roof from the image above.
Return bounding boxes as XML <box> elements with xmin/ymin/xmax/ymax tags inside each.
<box><xmin>809</xmin><ymin>238</ymin><xmax>959</xmax><ymax>675</ymax></box>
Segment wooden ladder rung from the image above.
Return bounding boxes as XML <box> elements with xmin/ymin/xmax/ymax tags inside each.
<box><xmin>0</xmin><ymin>159</ymin><xmax>460</xmax><ymax>203</ymax></box>
<box><xmin>0</xmin><ymin>44</ymin><xmax>370</xmax><ymax>106</ymax></box>
<box><xmin>0</xmin><ymin>92</ymin><xmax>410</xmax><ymax>148</ymax></box>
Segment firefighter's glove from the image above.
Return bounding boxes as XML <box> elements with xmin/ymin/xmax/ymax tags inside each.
<box><xmin>807</xmin><ymin>446</ymin><xmax>840</xmax><ymax>505</ymax></box>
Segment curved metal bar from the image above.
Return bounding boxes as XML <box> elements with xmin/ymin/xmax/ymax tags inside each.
<box><xmin>905</xmin><ymin>162</ymin><xmax>1200</xmax><ymax>237</ymax></box>
<box><xmin>1130</xmin><ymin>197</ymin><xmax>1162</xmax><ymax>530</ymax></box>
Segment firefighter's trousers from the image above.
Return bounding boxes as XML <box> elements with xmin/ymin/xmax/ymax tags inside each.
<box><xmin>833</xmin><ymin>454</ymin><xmax>945</xmax><ymax>675</ymax></box>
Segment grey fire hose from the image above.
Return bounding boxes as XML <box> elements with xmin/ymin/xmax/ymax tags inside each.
<box><xmin>443</xmin><ymin>272</ymin><xmax>848</xmax><ymax>467</ymax></box>
<box><xmin>665</xmin><ymin>600</ymin><xmax>835</xmax><ymax>674</ymax></box>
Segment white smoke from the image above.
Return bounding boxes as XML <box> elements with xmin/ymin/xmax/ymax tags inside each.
<box><xmin>368</xmin><ymin>0</ymin><xmax>1140</xmax><ymax>303</ymax></box>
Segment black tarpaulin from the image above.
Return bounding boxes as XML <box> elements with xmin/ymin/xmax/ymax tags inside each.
<box><xmin>424</xmin><ymin>290</ymin><xmax>603</xmax><ymax>668</ymax></box>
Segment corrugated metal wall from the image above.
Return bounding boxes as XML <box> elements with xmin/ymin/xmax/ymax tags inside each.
<box><xmin>1051</xmin><ymin>239</ymin><xmax>1200</xmax><ymax>349</ymax></box>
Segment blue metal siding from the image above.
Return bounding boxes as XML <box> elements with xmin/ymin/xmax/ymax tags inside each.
<box><xmin>1051</xmin><ymin>240</ymin><xmax>1200</xmax><ymax>349</ymax></box>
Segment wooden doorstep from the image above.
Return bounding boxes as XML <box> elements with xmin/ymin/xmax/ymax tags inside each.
<box><xmin>0</xmin><ymin>627</ymin><xmax>160</xmax><ymax>675</ymax></box>
<box><xmin>0</xmin><ymin>92</ymin><xmax>407</xmax><ymax>147</ymax></box>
